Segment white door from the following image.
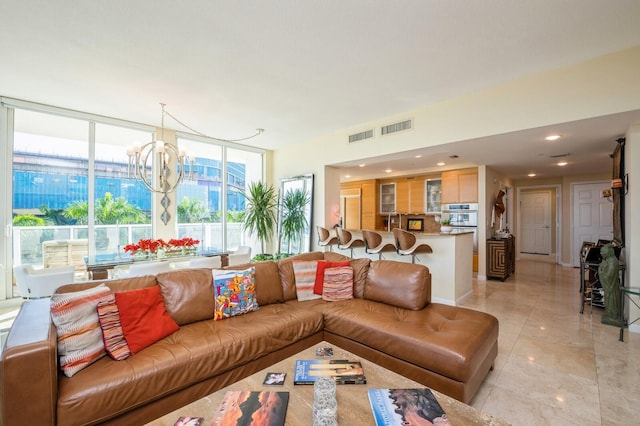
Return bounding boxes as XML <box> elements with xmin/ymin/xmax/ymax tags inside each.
<box><xmin>521</xmin><ymin>191</ymin><xmax>551</xmax><ymax>254</ymax></box>
<box><xmin>572</xmin><ymin>182</ymin><xmax>613</xmax><ymax>267</ymax></box>
<box><xmin>340</xmin><ymin>195</ymin><xmax>361</xmax><ymax>230</ymax></box>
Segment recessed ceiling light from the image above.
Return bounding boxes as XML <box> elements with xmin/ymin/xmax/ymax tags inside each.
<box><xmin>359</xmin><ymin>164</ymin><xmax>365</xmax><ymax>167</ymax></box>
<box><xmin>545</xmin><ymin>135</ymin><xmax>561</xmax><ymax>141</ymax></box>
<box><xmin>436</xmin><ymin>162</ymin><xmax>446</xmax><ymax>166</ymax></box>
<box><xmin>385</xmin><ymin>169</ymin><xmax>392</xmax><ymax>173</ymax></box>
<box><xmin>415</xmin><ymin>155</ymin><xmax>422</xmax><ymax>158</ymax></box>
<box><xmin>557</xmin><ymin>161</ymin><xmax>568</xmax><ymax>166</ymax></box>
<box><xmin>528</xmin><ymin>173</ymin><xmax>536</xmax><ymax>177</ymax></box>
<box><xmin>345</xmin><ymin>175</ymin><xmax>351</xmax><ymax>178</ymax></box>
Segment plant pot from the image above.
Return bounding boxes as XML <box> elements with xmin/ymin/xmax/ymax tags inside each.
<box><xmin>440</xmin><ymin>225</ymin><xmax>453</xmax><ymax>233</ymax></box>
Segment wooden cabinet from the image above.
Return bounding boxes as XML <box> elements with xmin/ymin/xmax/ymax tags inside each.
<box><xmin>487</xmin><ymin>236</ymin><xmax>515</xmax><ymax>281</ymax></box>
<box><xmin>361</xmin><ymin>180</ymin><xmax>378</xmax><ymax>230</ymax></box>
<box><xmin>395</xmin><ymin>180</ymin><xmax>409</xmax><ymax>213</ymax></box>
<box><xmin>441</xmin><ymin>169</ymin><xmax>478</xmax><ymax>204</ymax></box>
<box><xmin>380</xmin><ymin>183</ymin><xmax>396</xmax><ymax>213</ymax></box>
<box><xmin>409</xmin><ymin>178</ymin><xmax>425</xmax><ymax>213</ymax></box>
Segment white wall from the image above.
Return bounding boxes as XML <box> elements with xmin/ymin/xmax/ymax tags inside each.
<box><xmin>273</xmin><ymin>46</ymin><xmax>640</xmax><ymax>275</ymax></box>
<box><xmin>625</xmin><ymin>124</ymin><xmax>640</xmax><ymax>333</ymax></box>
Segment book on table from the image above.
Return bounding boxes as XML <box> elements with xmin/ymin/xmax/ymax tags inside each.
<box><xmin>293</xmin><ymin>359</ymin><xmax>366</xmax><ymax>384</ymax></box>
<box><xmin>211</xmin><ymin>391</ymin><xmax>289</xmax><ymax>426</ymax></box>
<box><xmin>367</xmin><ymin>388</ymin><xmax>452</xmax><ymax>426</ymax></box>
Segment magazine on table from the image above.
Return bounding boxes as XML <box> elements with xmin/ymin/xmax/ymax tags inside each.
<box><xmin>211</xmin><ymin>390</ymin><xmax>289</xmax><ymax>426</ymax></box>
<box><xmin>293</xmin><ymin>359</ymin><xmax>366</xmax><ymax>384</ymax></box>
<box><xmin>368</xmin><ymin>388</ymin><xmax>452</xmax><ymax>426</ymax></box>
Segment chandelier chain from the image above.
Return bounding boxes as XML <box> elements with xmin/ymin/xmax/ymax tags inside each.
<box><xmin>162</xmin><ymin>105</ymin><xmax>264</xmax><ymax>143</ymax></box>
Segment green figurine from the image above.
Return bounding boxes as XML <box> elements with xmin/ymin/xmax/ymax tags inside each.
<box><xmin>598</xmin><ymin>244</ymin><xmax>622</xmax><ymax>326</ymax></box>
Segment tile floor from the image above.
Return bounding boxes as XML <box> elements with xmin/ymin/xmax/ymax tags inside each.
<box><xmin>1</xmin><ymin>259</ymin><xmax>639</xmax><ymax>425</ymax></box>
<box><xmin>462</xmin><ymin>259</ymin><xmax>640</xmax><ymax>425</ymax></box>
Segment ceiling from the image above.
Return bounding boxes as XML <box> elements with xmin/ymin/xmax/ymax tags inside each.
<box><xmin>1</xmin><ymin>1</ymin><xmax>640</xmax><ymax>180</ymax></box>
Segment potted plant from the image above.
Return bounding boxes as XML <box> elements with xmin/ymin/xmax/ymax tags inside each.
<box><xmin>440</xmin><ymin>218</ymin><xmax>453</xmax><ymax>233</ymax></box>
<box><xmin>279</xmin><ymin>187</ymin><xmax>311</xmax><ymax>255</ymax></box>
<box><xmin>241</xmin><ymin>181</ymin><xmax>278</xmax><ymax>257</ymax></box>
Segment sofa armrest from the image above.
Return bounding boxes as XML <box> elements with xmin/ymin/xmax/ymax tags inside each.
<box><xmin>1</xmin><ymin>298</ymin><xmax>58</xmax><ymax>425</ymax></box>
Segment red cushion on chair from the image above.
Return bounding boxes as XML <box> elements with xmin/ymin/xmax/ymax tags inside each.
<box><xmin>114</xmin><ymin>286</ymin><xmax>179</xmax><ymax>355</ymax></box>
<box><xmin>313</xmin><ymin>260</ymin><xmax>351</xmax><ymax>295</ymax></box>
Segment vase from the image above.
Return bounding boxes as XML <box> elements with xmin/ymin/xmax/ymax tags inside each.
<box><xmin>132</xmin><ymin>250</ymin><xmax>147</xmax><ymax>261</ymax></box>
<box><xmin>440</xmin><ymin>225</ymin><xmax>453</xmax><ymax>233</ymax></box>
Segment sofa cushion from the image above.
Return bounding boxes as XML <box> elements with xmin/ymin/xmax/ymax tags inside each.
<box><xmin>313</xmin><ymin>260</ymin><xmax>351</xmax><ymax>295</ymax></box>
<box><xmin>224</xmin><ymin>260</ymin><xmax>284</xmax><ymax>306</ymax></box>
<box><xmin>97</xmin><ymin>294</ymin><xmax>131</xmax><ymax>361</ymax></box>
<box><xmin>363</xmin><ymin>261</ymin><xmax>429</xmax><ymax>310</ymax></box>
<box><xmin>319</xmin><ymin>299</ymin><xmax>499</xmax><ymax>383</ymax></box>
<box><xmin>114</xmin><ymin>286</ymin><xmax>180</xmax><ymax>355</ymax></box>
<box><xmin>213</xmin><ymin>267</ymin><xmax>259</xmax><ymax>320</ymax></box>
<box><xmin>350</xmin><ymin>257</ymin><xmax>371</xmax><ymax>299</ymax></box>
<box><xmin>278</xmin><ymin>252</ymin><xmax>325</xmax><ymax>300</ymax></box>
<box><xmin>292</xmin><ymin>260</ymin><xmax>322</xmax><ymax>301</ymax></box>
<box><xmin>322</xmin><ymin>266</ymin><xmax>354</xmax><ymax>302</ymax></box>
<box><xmin>50</xmin><ymin>284</ymin><xmax>112</xmax><ymax>377</ymax></box>
<box><xmin>157</xmin><ymin>268</ymin><xmax>214</xmax><ymax>325</ymax></box>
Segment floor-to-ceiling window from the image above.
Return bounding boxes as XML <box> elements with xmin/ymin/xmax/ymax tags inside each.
<box><xmin>2</xmin><ymin>98</ymin><xmax>266</xmax><ymax>299</ymax></box>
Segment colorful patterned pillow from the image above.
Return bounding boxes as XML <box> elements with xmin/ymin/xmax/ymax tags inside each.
<box><xmin>292</xmin><ymin>260</ymin><xmax>322</xmax><ymax>301</ymax></box>
<box><xmin>96</xmin><ymin>294</ymin><xmax>131</xmax><ymax>361</ymax></box>
<box><xmin>322</xmin><ymin>266</ymin><xmax>354</xmax><ymax>302</ymax></box>
<box><xmin>313</xmin><ymin>260</ymin><xmax>351</xmax><ymax>295</ymax></box>
<box><xmin>114</xmin><ymin>286</ymin><xmax>180</xmax><ymax>355</ymax></box>
<box><xmin>213</xmin><ymin>267</ymin><xmax>259</xmax><ymax>320</ymax></box>
<box><xmin>50</xmin><ymin>284</ymin><xmax>112</xmax><ymax>377</ymax></box>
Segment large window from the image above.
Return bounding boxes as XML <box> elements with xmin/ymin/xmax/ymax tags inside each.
<box><xmin>3</xmin><ymin>100</ymin><xmax>266</xmax><ymax>298</ymax></box>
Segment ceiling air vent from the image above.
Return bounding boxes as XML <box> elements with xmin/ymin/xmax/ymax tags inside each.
<box><xmin>348</xmin><ymin>129</ymin><xmax>374</xmax><ymax>143</ymax></box>
<box><xmin>381</xmin><ymin>119</ymin><xmax>412</xmax><ymax>136</ymax></box>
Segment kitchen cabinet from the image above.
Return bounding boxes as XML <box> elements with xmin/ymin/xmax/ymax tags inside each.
<box><xmin>409</xmin><ymin>178</ymin><xmax>425</xmax><ymax>213</ymax></box>
<box><xmin>395</xmin><ymin>180</ymin><xmax>409</xmax><ymax>213</ymax></box>
<box><xmin>361</xmin><ymin>180</ymin><xmax>378</xmax><ymax>230</ymax></box>
<box><xmin>441</xmin><ymin>169</ymin><xmax>478</xmax><ymax>204</ymax></box>
<box><xmin>424</xmin><ymin>179</ymin><xmax>442</xmax><ymax>213</ymax></box>
<box><xmin>380</xmin><ymin>183</ymin><xmax>396</xmax><ymax>213</ymax></box>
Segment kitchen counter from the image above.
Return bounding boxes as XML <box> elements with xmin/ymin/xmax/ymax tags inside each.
<box><xmin>341</xmin><ymin>230</ymin><xmax>473</xmax><ymax>306</ymax></box>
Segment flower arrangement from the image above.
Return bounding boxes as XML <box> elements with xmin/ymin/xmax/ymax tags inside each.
<box><xmin>124</xmin><ymin>237</ymin><xmax>200</xmax><ymax>258</ymax></box>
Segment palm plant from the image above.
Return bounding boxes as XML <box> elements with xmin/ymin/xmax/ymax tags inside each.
<box><xmin>63</xmin><ymin>192</ymin><xmax>148</xmax><ymax>224</ymax></box>
<box><xmin>279</xmin><ymin>188</ymin><xmax>311</xmax><ymax>254</ymax></box>
<box><xmin>241</xmin><ymin>181</ymin><xmax>277</xmax><ymax>255</ymax></box>
<box><xmin>177</xmin><ymin>197</ymin><xmax>208</xmax><ymax>223</ymax></box>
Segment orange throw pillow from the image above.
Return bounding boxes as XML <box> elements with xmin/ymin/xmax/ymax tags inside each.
<box><xmin>114</xmin><ymin>286</ymin><xmax>179</xmax><ymax>355</ymax></box>
<box><xmin>313</xmin><ymin>260</ymin><xmax>351</xmax><ymax>295</ymax></box>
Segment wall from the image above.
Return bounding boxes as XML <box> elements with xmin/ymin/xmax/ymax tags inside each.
<box><xmin>273</xmin><ymin>46</ymin><xmax>640</xmax><ymax>240</ymax></box>
<box><xmin>625</xmin><ymin>124</ymin><xmax>640</xmax><ymax>332</ymax></box>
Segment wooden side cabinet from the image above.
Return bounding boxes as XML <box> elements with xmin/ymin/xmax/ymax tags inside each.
<box><xmin>487</xmin><ymin>236</ymin><xmax>515</xmax><ymax>281</ymax></box>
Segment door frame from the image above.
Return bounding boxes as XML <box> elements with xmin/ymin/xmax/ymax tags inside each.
<box><xmin>516</xmin><ymin>184</ymin><xmax>562</xmax><ymax>264</ymax></box>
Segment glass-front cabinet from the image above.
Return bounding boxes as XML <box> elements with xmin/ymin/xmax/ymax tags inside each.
<box><xmin>425</xmin><ymin>179</ymin><xmax>442</xmax><ymax>213</ymax></box>
<box><xmin>380</xmin><ymin>183</ymin><xmax>396</xmax><ymax>213</ymax></box>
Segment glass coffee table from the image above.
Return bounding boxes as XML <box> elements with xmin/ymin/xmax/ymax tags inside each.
<box><xmin>620</xmin><ymin>286</ymin><xmax>640</xmax><ymax>342</ymax></box>
<box><xmin>147</xmin><ymin>342</ymin><xmax>507</xmax><ymax>425</ymax></box>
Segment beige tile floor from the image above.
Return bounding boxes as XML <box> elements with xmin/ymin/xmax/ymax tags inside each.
<box><xmin>462</xmin><ymin>259</ymin><xmax>640</xmax><ymax>426</ymax></box>
<box><xmin>1</xmin><ymin>259</ymin><xmax>639</xmax><ymax>425</ymax></box>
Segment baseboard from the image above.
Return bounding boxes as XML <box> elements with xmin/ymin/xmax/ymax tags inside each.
<box><xmin>476</xmin><ymin>274</ymin><xmax>487</xmax><ymax>281</ymax></box>
<box><xmin>455</xmin><ymin>290</ymin><xmax>473</xmax><ymax>306</ymax></box>
<box><xmin>431</xmin><ymin>297</ymin><xmax>455</xmax><ymax>306</ymax></box>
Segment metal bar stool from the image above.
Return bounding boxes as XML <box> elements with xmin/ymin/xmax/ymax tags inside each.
<box><xmin>392</xmin><ymin>228</ymin><xmax>432</xmax><ymax>264</ymax></box>
<box><xmin>336</xmin><ymin>227</ymin><xmax>365</xmax><ymax>258</ymax></box>
<box><xmin>362</xmin><ymin>229</ymin><xmax>396</xmax><ymax>260</ymax></box>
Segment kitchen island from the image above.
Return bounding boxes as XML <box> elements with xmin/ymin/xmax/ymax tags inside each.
<box><xmin>338</xmin><ymin>230</ymin><xmax>474</xmax><ymax>306</ymax></box>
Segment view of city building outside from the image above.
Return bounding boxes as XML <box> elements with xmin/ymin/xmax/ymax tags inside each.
<box><xmin>11</xmin><ymin>107</ymin><xmax>262</xmax><ymax>272</ymax></box>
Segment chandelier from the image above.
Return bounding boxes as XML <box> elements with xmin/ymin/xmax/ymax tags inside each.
<box><xmin>127</xmin><ymin>103</ymin><xmax>264</xmax><ymax>225</ymax></box>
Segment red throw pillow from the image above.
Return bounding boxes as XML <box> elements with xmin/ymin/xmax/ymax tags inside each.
<box><xmin>314</xmin><ymin>260</ymin><xmax>351</xmax><ymax>295</ymax></box>
<box><xmin>114</xmin><ymin>286</ymin><xmax>179</xmax><ymax>355</ymax></box>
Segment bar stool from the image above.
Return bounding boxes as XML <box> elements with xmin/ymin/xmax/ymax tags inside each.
<box><xmin>316</xmin><ymin>226</ymin><xmax>338</xmax><ymax>251</ymax></box>
<box><xmin>362</xmin><ymin>229</ymin><xmax>396</xmax><ymax>260</ymax></box>
<box><xmin>336</xmin><ymin>227</ymin><xmax>365</xmax><ymax>258</ymax></box>
<box><xmin>393</xmin><ymin>228</ymin><xmax>433</xmax><ymax>264</ymax></box>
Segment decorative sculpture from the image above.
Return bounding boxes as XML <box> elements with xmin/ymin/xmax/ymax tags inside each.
<box><xmin>598</xmin><ymin>243</ymin><xmax>622</xmax><ymax>326</ymax></box>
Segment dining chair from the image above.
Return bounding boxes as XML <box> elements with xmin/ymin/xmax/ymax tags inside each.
<box><xmin>362</xmin><ymin>229</ymin><xmax>397</xmax><ymax>260</ymax></box>
<box><xmin>316</xmin><ymin>226</ymin><xmax>338</xmax><ymax>252</ymax></box>
<box><xmin>335</xmin><ymin>227</ymin><xmax>365</xmax><ymax>258</ymax></box>
<box><xmin>187</xmin><ymin>256</ymin><xmax>222</xmax><ymax>269</ymax></box>
<box><xmin>392</xmin><ymin>228</ymin><xmax>433</xmax><ymax>264</ymax></box>
<box><xmin>118</xmin><ymin>261</ymin><xmax>172</xmax><ymax>278</ymax></box>
<box><xmin>13</xmin><ymin>264</ymin><xmax>76</xmax><ymax>298</ymax></box>
<box><xmin>228</xmin><ymin>246</ymin><xmax>252</xmax><ymax>266</ymax></box>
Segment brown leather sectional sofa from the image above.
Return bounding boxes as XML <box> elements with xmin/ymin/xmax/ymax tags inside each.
<box><xmin>0</xmin><ymin>251</ymin><xmax>498</xmax><ymax>426</ymax></box>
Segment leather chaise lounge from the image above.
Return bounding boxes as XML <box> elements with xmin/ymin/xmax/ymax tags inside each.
<box><xmin>0</xmin><ymin>251</ymin><xmax>498</xmax><ymax>425</ymax></box>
